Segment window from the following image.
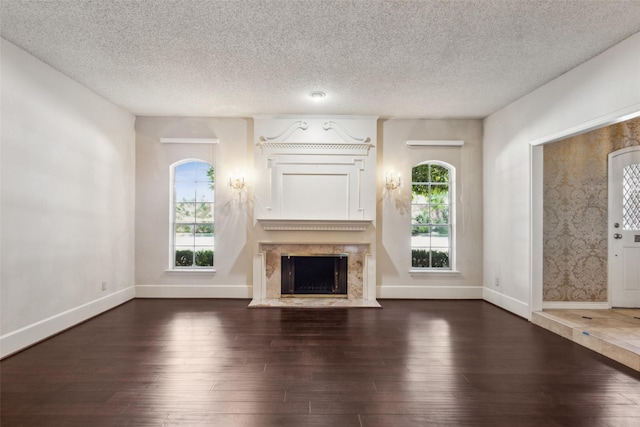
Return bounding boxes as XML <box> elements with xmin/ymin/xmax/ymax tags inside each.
<box><xmin>172</xmin><ymin>160</ymin><xmax>214</xmax><ymax>268</ymax></box>
<box><xmin>622</xmin><ymin>163</ymin><xmax>640</xmax><ymax>230</ymax></box>
<box><xmin>411</xmin><ymin>162</ymin><xmax>453</xmax><ymax>269</ymax></box>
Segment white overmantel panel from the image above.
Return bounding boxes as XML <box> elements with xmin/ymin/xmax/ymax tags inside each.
<box><xmin>253</xmin><ymin>116</ymin><xmax>378</xmax><ymax>224</ymax></box>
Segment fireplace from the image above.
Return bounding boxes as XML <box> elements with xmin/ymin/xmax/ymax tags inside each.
<box><xmin>250</xmin><ymin>241</ymin><xmax>379</xmax><ymax>307</ymax></box>
<box><xmin>249</xmin><ymin>116</ymin><xmax>380</xmax><ymax>308</ymax></box>
<box><xmin>281</xmin><ymin>254</ymin><xmax>348</xmax><ymax>296</ymax></box>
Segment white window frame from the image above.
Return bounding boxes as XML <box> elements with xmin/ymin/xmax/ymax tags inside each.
<box><xmin>168</xmin><ymin>158</ymin><xmax>215</xmax><ymax>271</ymax></box>
<box><xmin>410</xmin><ymin>161</ymin><xmax>455</xmax><ymax>271</ymax></box>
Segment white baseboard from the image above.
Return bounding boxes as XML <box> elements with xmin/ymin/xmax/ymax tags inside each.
<box><xmin>482</xmin><ymin>287</ymin><xmax>530</xmax><ymax>319</ymax></box>
<box><xmin>0</xmin><ymin>286</ymin><xmax>135</xmax><ymax>359</ymax></box>
<box><xmin>542</xmin><ymin>301</ymin><xmax>610</xmax><ymax>310</ymax></box>
<box><xmin>377</xmin><ymin>285</ymin><xmax>483</xmax><ymax>299</ymax></box>
<box><xmin>135</xmin><ymin>284</ymin><xmax>252</xmax><ymax>299</ymax></box>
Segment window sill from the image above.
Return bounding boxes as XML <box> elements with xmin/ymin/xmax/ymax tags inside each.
<box><xmin>164</xmin><ymin>269</ymin><xmax>216</xmax><ymax>276</ymax></box>
<box><xmin>409</xmin><ymin>269</ymin><xmax>461</xmax><ymax>278</ymax></box>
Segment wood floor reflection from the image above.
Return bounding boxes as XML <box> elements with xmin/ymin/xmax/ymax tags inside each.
<box><xmin>2</xmin><ymin>299</ymin><xmax>640</xmax><ymax>426</ymax></box>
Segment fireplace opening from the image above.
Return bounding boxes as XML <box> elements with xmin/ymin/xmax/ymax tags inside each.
<box><xmin>281</xmin><ymin>254</ymin><xmax>348</xmax><ymax>296</ymax></box>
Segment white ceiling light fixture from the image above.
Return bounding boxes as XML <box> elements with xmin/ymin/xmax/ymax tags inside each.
<box><xmin>308</xmin><ymin>90</ymin><xmax>326</xmax><ymax>101</ymax></box>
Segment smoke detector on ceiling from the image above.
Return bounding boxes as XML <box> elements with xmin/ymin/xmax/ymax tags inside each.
<box><xmin>308</xmin><ymin>91</ymin><xmax>326</xmax><ymax>101</ymax></box>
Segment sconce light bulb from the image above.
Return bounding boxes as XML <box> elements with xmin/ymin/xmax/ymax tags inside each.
<box><xmin>229</xmin><ymin>172</ymin><xmax>246</xmax><ymax>190</ymax></box>
<box><xmin>385</xmin><ymin>171</ymin><xmax>401</xmax><ymax>190</ymax></box>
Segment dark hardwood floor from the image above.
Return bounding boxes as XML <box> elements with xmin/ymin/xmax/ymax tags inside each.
<box><xmin>2</xmin><ymin>299</ymin><xmax>640</xmax><ymax>426</ymax></box>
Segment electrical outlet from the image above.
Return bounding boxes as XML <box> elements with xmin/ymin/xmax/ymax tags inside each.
<box><xmin>101</xmin><ymin>281</ymin><xmax>107</xmax><ymax>291</ymax></box>
<box><xmin>494</xmin><ymin>277</ymin><xmax>500</xmax><ymax>286</ymax></box>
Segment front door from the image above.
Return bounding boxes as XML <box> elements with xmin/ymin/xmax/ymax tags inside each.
<box><xmin>608</xmin><ymin>146</ymin><xmax>640</xmax><ymax>308</ymax></box>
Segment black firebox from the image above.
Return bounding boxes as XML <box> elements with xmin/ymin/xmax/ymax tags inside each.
<box><xmin>281</xmin><ymin>254</ymin><xmax>348</xmax><ymax>296</ymax></box>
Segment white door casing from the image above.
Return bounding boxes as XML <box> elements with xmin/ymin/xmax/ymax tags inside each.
<box><xmin>608</xmin><ymin>146</ymin><xmax>640</xmax><ymax>308</ymax></box>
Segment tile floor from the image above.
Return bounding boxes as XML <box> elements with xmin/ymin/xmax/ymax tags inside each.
<box><xmin>532</xmin><ymin>308</ymin><xmax>640</xmax><ymax>371</ymax></box>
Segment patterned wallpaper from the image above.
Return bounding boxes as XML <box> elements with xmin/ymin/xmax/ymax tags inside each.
<box><xmin>543</xmin><ymin>117</ymin><xmax>640</xmax><ymax>301</ymax></box>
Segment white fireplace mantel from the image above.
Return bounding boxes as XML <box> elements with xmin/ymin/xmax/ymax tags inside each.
<box><xmin>251</xmin><ymin>116</ymin><xmax>378</xmax><ymax>307</ymax></box>
<box><xmin>257</xmin><ymin>219</ymin><xmax>372</xmax><ymax>231</ymax></box>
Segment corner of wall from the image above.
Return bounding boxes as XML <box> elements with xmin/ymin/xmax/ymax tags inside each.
<box><xmin>1</xmin><ymin>287</ymin><xmax>135</xmax><ymax>359</ymax></box>
<box><xmin>483</xmin><ymin>286</ymin><xmax>530</xmax><ymax>320</ymax></box>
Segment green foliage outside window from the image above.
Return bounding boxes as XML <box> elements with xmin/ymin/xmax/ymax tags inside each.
<box><xmin>411</xmin><ymin>164</ymin><xmax>449</xmax><ymax>199</ymax></box>
<box><xmin>411</xmin><ymin>249</ymin><xmax>450</xmax><ymax>268</ymax></box>
<box><xmin>207</xmin><ymin>167</ymin><xmax>215</xmax><ymax>187</ymax></box>
<box><xmin>411</xmin><ymin>162</ymin><xmax>452</xmax><ymax>269</ymax></box>
<box><xmin>176</xmin><ymin>224</ymin><xmax>192</xmax><ymax>233</ymax></box>
<box><xmin>175</xmin><ymin>250</ymin><xmax>194</xmax><ymax>267</ymax></box>
<box><xmin>195</xmin><ymin>224</ymin><xmax>214</xmax><ymax>234</ymax></box>
<box><xmin>195</xmin><ymin>250</ymin><xmax>214</xmax><ymax>267</ymax></box>
<box><xmin>175</xmin><ymin>249</ymin><xmax>214</xmax><ymax>267</ymax></box>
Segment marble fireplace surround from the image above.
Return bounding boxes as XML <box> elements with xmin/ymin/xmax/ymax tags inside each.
<box><xmin>249</xmin><ymin>243</ymin><xmax>381</xmax><ymax>308</ymax></box>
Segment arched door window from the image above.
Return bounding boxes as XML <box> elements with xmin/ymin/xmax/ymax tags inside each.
<box><xmin>171</xmin><ymin>160</ymin><xmax>214</xmax><ymax>268</ymax></box>
<box><xmin>411</xmin><ymin>162</ymin><xmax>453</xmax><ymax>269</ymax></box>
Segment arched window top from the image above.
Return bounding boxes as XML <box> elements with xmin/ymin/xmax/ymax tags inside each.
<box><xmin>172</xmin><ymin>160</ymin><xmax>214</xmax><ymax>203</ymax></box>
<box><xmin>412</xmin><ymin>161</ymin><xmax>453</xmax><ymax>182</ymax></box>
<box><xmin>172</xmin><ymin>159</ymin><xmax>213</xmax><ymax>181</ymax></box>
<box><xmin>413</xmin><ymin>159</ymin><xmax>454</xmax><ymax>169</ymax></box>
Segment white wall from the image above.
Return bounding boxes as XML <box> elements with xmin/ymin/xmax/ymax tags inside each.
<box><xmin>483</xmin><ymin>32</ymin><xmax>640</xmax><ymax>319</ymax></box>
<box><xmin>378</xmin><ymin>119</ymin><xmax>484</xmax><ymax>298</ymax></box>
<box><xmin>136</xmin><ymin>116</ymin><xmax>483</xmax><ymax>302</ymax></box>
<box><xmin>0</xmin><ymin>39</ymin><xmax>136</xmax><ymax>357</ymax></box>
<box><xmin>134</xmin><ymin>117</ymin><xmax>252</xmax><ymax>298</ymax></box>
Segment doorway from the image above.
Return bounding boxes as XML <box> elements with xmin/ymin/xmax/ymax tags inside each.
<box><xmin>536</xmin><ymin>116</ymin><xmax>640</xmax><ymax>312</ymax></box>
<box><xmin>609</xmin><ymin>146</ymin><xmax>640</xmax><ymax>308</ymax></box>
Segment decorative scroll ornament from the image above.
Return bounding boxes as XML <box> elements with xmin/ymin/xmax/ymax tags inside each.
<box><xmin>259</xmin><ymin>120</ymin><xmax>309</xmax><ymax>142</ymax></box>
<box><xmin>256</xmin><ymin>119</ymin><xmax>374</xmax><ymax>154</ymax></box>
<box><xmin>323</xmin><ymin>121</ymin><xmax>371</xmax><ymax>143</ymax></box>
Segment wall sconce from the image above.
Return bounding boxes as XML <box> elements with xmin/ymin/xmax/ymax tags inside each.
<box><xmin>229</xmin><ymin>172</ymin><xmax>246</xmax><ymax>190</ymax></box>
<box><xmin>385</xmin><ymin>171</ymin><xmax>401</xmax><ymax>190</ymax></box>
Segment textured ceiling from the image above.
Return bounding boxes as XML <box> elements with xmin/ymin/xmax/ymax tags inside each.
<box><xmin>2</xmin><ymin>0</ymin><xmax>640</xmax><ymax>118</ymax></box>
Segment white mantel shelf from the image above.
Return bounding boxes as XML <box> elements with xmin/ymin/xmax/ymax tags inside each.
<box><xmin>257</xmin><ymin>219</ymin><xmax>372</xmax><ymax>231</ymax></box>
